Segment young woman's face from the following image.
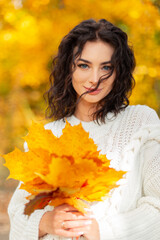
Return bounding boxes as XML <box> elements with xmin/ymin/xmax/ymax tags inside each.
<box><xmin>72</xmin><ymin>40</ymin><xmax>116</xmax><ymax>106</ymax></box>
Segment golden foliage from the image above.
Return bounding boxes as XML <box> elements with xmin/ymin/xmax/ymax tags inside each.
<box><xmin>0</xmin><ymin>0</ymin><xmax>160</xmax><ymax>181</ymax></box>
<box><xmin>3</xmin><ymin>121</ymin><xmax>125</xmax><ymax>215</ymax></box>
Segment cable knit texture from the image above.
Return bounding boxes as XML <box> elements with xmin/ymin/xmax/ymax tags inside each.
<box><xmin>8</xmin><ymin>105</ymin><xmax>160</xmax><ymax>240</ymax></box>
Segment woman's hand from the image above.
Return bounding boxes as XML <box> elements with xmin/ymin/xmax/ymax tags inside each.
<box><xmin>71</xmin><ymin>217</ymin><xmax>100</xmax><ymax>240</ymax></box>
<box><xmin>39</xmin><ymin>204</ymin><xmax>98</xmax><ymax>239</ymax></box>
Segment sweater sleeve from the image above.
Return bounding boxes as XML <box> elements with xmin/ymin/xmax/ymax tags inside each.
<box><xmin>8</xmin><ymin>183</ymin><xmax>54</xmax><ymax>240</ymax></box>
<box><xmin>8</xmin><ymin>141</ymin><xmax>55</xmax><ymax>240</ymax></box>
<box><xmin>97</xmin><ymin>138</ymin><xmax>160</xmax><ymax>240</ymax></box>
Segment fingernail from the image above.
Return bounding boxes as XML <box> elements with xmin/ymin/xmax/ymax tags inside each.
<box><xmin>78</xmin><ymin>231</ymin><xmax>84</xmax><ymax>235</ymax></box>
<box><xmin>85</xmin><ymin>220</ymin><xmax>92</xmax><ymax>225</ymax></box>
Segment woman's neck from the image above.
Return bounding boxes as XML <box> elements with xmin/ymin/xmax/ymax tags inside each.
<box><xmin>74</xmin><ymin>101</ymin><xmax>97</xmax><ymax>122</ymax></box>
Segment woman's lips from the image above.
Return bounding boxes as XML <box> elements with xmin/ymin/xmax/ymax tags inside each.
<box><xmin>84</xmin><ymin>87</ymin><xmax>102</xmax><ymax>95</ymax></box>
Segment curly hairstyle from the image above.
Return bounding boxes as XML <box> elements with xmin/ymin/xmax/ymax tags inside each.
<box><xmin>44</xmin><ymin>18</ymin><xmax>136</xmax><ymax>123</ymax></box>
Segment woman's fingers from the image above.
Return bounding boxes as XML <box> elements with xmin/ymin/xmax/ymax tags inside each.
<box><xmin>57</xmin><ymin>229</ymin><xmax>84</xmax><ymax>238</ymax></box>
<box><xmin>62</xmin><ymin>219</ymin><xmax>92</xmax><ymax>229</ymax></box>
<box><xmin>71</xmin><ymin>218</ymin><xmax>100</xmax><ymax>240</ymax></box>
<box><xmin>39</xmin><ymin>204</ymin><xmax>93</xmax><ymax>238</ymax></box>
<box><xmin>41</xmin><ymin>204</ymin><xmax>95</xmax><ymax>238</ymax></box>
<box><xmin>64</xmin><ymin>211</ymin><xmax>92</xmax><ymax>221</ymax></box>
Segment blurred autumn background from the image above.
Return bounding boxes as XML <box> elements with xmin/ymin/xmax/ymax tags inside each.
<box><xmin>0</xmin><ymin>0</ymin><xmax>160</xmax><ymax>239</ymax></box>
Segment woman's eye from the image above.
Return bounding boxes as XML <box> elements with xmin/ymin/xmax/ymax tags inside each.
<box><xmin>103</xmin><ymin>65</ymin><xmax>111</xmax><ymax>71</ymax></box>
<box><xmin>77</xmin><ymin>64</ymin><xmax>89</xmax><ymax>69</ymax></box>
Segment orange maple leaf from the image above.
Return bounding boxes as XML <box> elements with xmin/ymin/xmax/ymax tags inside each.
<box><xmin>3</xmin><ymin>121</ymin><xmax>125</xmax><ymax>215</ymax></box>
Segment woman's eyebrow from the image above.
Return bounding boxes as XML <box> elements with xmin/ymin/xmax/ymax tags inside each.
<box><xmin>77</xmin><ymin>58</ymin><xmax>111</xmax><ymax>65</ymax></box>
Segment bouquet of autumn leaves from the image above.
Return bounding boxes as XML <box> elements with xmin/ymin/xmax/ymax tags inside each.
<box><xmin>3</xmin><ymin>121</ymin><xmax>125</xmax><ymax>216</ymax></box>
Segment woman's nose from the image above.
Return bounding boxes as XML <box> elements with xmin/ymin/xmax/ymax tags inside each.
<box><xmin>89</xmin><ymin>70</ymin><xmax>100</xmax><ymax>85</ymax></box>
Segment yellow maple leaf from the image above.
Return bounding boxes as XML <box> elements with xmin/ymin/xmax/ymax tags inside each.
<box><xmin>20</xmin><ymin>177</ymin><xmax>54</xmax><ymax>195</ymax></box>
<box><xmin>58</xmin><ymin>122</ymin><xmax>99</xmax><ymax>160</ymax></box>
<box><xmin>23</xmin><ymin>121</ymin><xmax>58</xmax><ymax>154</ymax></box>
<box><xmin>3</xmin><ymin>147</ymin><xmax>51</xmax><ymax>182</ymax></box>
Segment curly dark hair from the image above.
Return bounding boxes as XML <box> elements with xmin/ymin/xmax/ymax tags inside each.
<box><xmin>44</xmin><ymin>18</ymin><xmax>136</xmax><ymax>123</ymax></box>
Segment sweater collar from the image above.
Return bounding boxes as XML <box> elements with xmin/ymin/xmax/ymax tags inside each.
<box><xmin>66</xmin><ymin>112</ymin><xmax>116</xmax><ymax>127</ymax></box>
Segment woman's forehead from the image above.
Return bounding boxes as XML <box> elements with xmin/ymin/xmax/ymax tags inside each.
<box><xmin>73</xmin><ymin>40</ymin><xmax>115</xmax><ymax>62</ymax></box>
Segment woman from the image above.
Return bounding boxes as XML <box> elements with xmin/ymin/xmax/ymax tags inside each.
<box><xmin>8</xmin><ymin>19</ymin><xmax>160</xmax><ymax>240</ymax></box>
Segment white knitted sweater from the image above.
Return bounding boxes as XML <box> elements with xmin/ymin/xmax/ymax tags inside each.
<box><xmin>8</xmin><ymin>105</ymin><xmax>160</xmax><ymax>240</ymax></box>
